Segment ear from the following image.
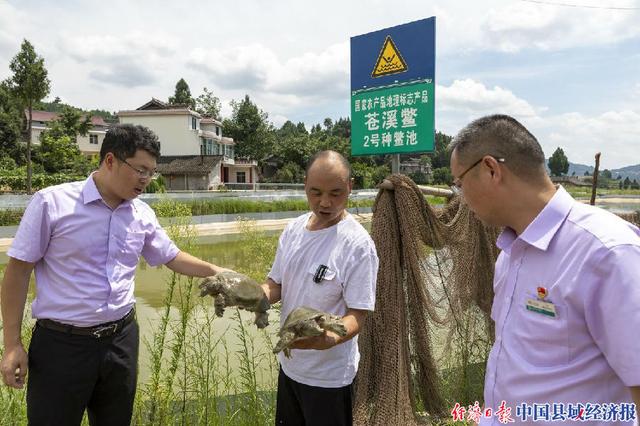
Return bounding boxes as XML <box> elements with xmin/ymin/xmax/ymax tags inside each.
<box><xmin>483</xmin><ymin>156</ymin><xmax>504</xmax><ymax>182</ymax></box>
<box><xmin>103</xmin><ymin>152</ymin><xmax>116</xmax><ymax>170</ymax></box>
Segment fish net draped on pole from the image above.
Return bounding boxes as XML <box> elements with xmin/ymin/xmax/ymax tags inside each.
<box><xmin>353</xmin><ymin>174</ymin><xmax>640</xmax><ymax>425</ymax></box>
<box><xmin>353</xmin><ymin>174</ymin><xmax>501</xmax><ymax>425</ymax></box>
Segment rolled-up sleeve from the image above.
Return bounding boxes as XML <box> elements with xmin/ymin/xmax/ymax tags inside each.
<box><xmin>141</xmin><ymin>216</ymin><xmax>180</xmax><ymax>267</ymax></box>
<box><xmin>586</xmin><ymin>244</ymin><xmax>640</xmax><ymax>386</ymax></box>
<box><xmin>8</xmin><ymin>192</ymin><xmax>51</xmax><ymax>263</ymax></box>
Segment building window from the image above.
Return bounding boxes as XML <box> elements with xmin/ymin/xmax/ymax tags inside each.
<box><xmin>237</xmin><ymin>171</ymin><xmax>246</xmax><ymax>183</ymax></box>
<box><xmin>215</xmin><ymin>126</ymin><xmax>220</xmax><ymax>136</ymax></box>
<box><xmin>191</xmin><ymin>116</ymin><xmax>197</xmax><ymax>130</ymax></box>
<box><xmin>90</xmin><ymin>134</ymin><xmax>98</xmax><ymax>144</ymax></box>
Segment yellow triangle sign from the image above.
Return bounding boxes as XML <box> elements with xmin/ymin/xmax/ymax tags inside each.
<box><xmin>371</xmin><ymin>36</ymin><xmax>408</xmax><ymax>78</ymax></box>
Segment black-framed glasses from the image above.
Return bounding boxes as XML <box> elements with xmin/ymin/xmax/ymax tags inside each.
<box><xmin>119</xmin><ymin>158</ymin><xmax>159</xmax><ymax>179</ymax></box>
<box><xmin>451</xmin><ymin>155</ymin><xmax>505</xmax><ymax>195</ymax></box>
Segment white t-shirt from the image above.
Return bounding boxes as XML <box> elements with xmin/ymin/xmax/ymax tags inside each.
<box><xmin>268</xmin><ymin>212</ymin><xmax>379</xmax><ymax>388</ymax></box>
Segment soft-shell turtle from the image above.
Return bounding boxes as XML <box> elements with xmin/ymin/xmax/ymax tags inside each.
<box><xmin>199</xmin><ymin>271</ymin><xmax>270</xmax><ymax>328</ymax></box>
<box><xmin>273</xmin><ymin>306</ymin><xmax>347</xmax><ymax>358</ymax></box>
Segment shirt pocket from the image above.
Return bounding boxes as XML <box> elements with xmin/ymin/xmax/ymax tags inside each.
<box><xmin>305</xmin><ymin>262</ymin><xmax>343</xmax><ymax>306</ymax></box>
<box><xmin>509</xmin><ymin>293</ymin><xmax>570</xmax><ymax>367</ymax></box>
<box><xmin>117</xmin><ymin>231</ymin><xmax>146</xmax><ymax>269</ymax></box>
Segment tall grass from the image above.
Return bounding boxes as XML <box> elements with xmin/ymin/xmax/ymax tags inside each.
<box><xmin>0</xmin><ymin>200</ymin><xmax>282</xmax><ymax>425</ymax></box>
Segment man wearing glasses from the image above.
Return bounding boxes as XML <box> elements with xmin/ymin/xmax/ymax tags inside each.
<box><xmin>449</xmin><ymin>114</ymin><xmax>640</xmax><ymax>425</ymax></box>
<box><xmin>0</xmin><ymin>124</ymin><xmax>230</xmax><ymax>425</ymax></box>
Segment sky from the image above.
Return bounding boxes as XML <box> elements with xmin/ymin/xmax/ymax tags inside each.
<box><xmin>0</xmin><ymin>0</ymin><xmax>639</xmax><ymax>169</ymax></box>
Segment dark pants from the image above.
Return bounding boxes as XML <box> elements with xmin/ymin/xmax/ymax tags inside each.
<box><xmin>27</xmin><ymin>318</ymin><xmax>139</xmax><ymax>426</ymax></box>
<box><xmin>275</xmin><ymin>368</ymin><xmax>353</xmax><ymax>426</ymax></box>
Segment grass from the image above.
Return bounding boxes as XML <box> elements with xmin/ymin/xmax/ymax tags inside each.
<box><xmin>0</xmin><ymin>200</ymin><xmax>497</xmax><ymax>425</ymax></box>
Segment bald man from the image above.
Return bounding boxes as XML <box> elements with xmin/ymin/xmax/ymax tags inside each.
<box><xmin>261</xmin><ymin>150</ymin><xmax>379</xmax><ymax>426</ymax></box>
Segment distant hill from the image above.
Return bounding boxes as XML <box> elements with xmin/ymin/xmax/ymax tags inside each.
<box><xmin>550</xmin><ymin>161</ymin><xmax>640</xmax><ymax>181</ymax></box>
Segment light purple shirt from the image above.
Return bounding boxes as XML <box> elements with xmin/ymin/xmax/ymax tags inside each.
<box><xmin>480</xmin><ymin>186</ymin><xmax>640</xmax><ymax>425</ymax></box>
<box><xmin>8</xmin><ymin>174</ymin><xmax>179</xmax><ymax>326</ymax></box>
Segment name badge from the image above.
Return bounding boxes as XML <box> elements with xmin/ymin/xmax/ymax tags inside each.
<box><xmin>526</xmin><ymin>298</ymin><xmax>557</xmax><ymax>318</ymax></box>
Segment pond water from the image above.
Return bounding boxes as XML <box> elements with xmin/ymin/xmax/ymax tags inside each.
<box><xmin>0</xmin><ymin>234</ymin><xmax>282</xmax><ymax>386</ymax></box>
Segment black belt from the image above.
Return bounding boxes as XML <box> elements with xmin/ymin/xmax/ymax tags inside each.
<box><xmin>36</xmin><ymin>308</ymin><xmax>136</xmax><ymax>339</ymax></box>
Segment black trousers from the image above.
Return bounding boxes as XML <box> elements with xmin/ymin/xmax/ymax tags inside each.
<box><xmin>26</xmin><ymin>318</ymin><xmax>139</xmax><ymax>426</ymax></box>
<box><xmin>275</xmin><ymin>368</ymin><xmax>353</xmax><ymax>426</ymax></box>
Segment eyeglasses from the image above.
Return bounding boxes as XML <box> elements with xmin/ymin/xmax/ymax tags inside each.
<box><xmin>119</xmin><ymin>158</ymin><xmax>159</xmax><ymax>180</ymax></box>
<box><xmin>451</xmin><ymin>156</ymin><xmax>505</xmax><ymax>195</ymax></box>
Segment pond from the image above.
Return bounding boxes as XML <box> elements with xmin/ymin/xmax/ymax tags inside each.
<box><xmin>0</xmin><ymin>233</ymin><xmax>283</xmax><ymax>387</ymax></box>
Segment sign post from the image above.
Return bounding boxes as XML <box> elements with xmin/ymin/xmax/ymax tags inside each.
<box><xmin>350</xmin><ymin>18</ymin><xmax>436</xmax><ymax>161</ymax></box>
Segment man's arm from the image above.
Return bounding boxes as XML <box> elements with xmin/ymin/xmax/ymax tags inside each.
<box><xmin>290</xmin><ymin>308</ymin><xmax>368</xmax><ymax>351</ymax></box>
<box><xmin>165</xmin><ymin>251</ymin><xmax>228</xmax><ymax>277</ymax></box>
<box><xmin>0</xmin><ymin>257</ymin><xmax>35</xmax><ymax>389</ymax></box>
<box><xmin>261</xmin><ymin>278</ymin><xmax>281</xmax><ymax>304</ymax></box>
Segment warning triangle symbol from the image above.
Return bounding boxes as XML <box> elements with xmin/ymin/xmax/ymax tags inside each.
<box><xmin>371</xmin><ymin>36</ymin><xmax>408</xmax><ymax>78</ymax></box>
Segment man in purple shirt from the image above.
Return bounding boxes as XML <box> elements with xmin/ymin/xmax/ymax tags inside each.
<box><xmin>449</xmin><ymin>115</ymin><xmax>640</xmax><ymax>425</ymax></box>
<box><xmin>0</xmin><ymin>124</ymin><xmax>228</xmax><ymax>425</ymax></box>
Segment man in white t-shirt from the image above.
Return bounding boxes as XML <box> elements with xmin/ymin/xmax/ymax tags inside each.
<box><xmin>261</xmin><ymin>150</ymin><xmax>379</xmax><ymax>426</ymax></box>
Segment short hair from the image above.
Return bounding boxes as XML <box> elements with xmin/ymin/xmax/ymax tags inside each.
<box><xmin>99</xmin><ymin>124</ymin><xmax>161</xmax><ymax>164</ymax></box>
<box><xmin>305</xmin><ymin>150</ymin><xmax>352</xmax><ymax>180</ymax></box>
<box><xmin>449</xmin><ymin>114</ymin><xmax>547</xmax><ymax>180</ymax></box>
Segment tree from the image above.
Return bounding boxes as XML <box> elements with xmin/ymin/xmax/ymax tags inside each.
<box><xmin>430</xmin><ymin>131</ymin><xmax>452</xmax><ymax>169</ymax></box>
<box><xmin>49</xmin><ymin>107</ymin><xmax>91</xmax><ymax>142</ymax></box>
<box><xmin>195</xmin><ymin>87</ymin><xmax>221</xmax><ymax>119</ymax></box>
<box><xmin>0</xmin><ymin>81</ymin><xmax>24</xmax><ymax>166</ymax></box>
<box><xmin>8</xmin><ymin>39</ymin><xmax>51</xmax><ymax>193</ymax></box>
<box><xmin>548</xmin><ymin>147</ymin><xmax>569</xmax><ymax>177</ymax></box>
<box><xmin>601</xmin><ymin>169</ymin><xmax>612</xmax><ymax>179</ymax></box>
<box><xmin>222</xmin><ymin>95</ymin><xmax>274</xmax><ymax>162</ymax></box>
<box><xmin>168</xmin><ymin>78</ymin><xmax>195</xmax><ymax>109</ymax></box>
<box><xmin>623</xmin><ymin>177</ymin><xmax>631</xmax><ymax>189</ymax></box>
<box><xmin>432</xmin><ymin>167</ymin><xmax>452</xmax><ymax>185</ymax></box>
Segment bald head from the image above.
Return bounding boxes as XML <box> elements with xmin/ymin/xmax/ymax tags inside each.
<box><xmin>305</xmin><ymin>150</ymin><xmax>351</xmax><ymax>181</ymax></box>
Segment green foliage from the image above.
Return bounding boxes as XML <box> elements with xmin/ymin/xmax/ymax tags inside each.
<box><xmin>195</xmin><ymin>87</ymin><xmax>221</xmax><ymax>119</ymax></box>
<box><xmin>145</xmin><ymin>175</ymin><xmax>166</xmax><ymax>194</ymax></box>
<box><xmin>409</xmin><ymin>171</ymin><xmax>430</xmax><ymax>185</ymax></box>
<box><xmin>7</xmin><ymin>39</ymin><xmax>51</xmax><ymax>193</ymax></box>
<box><xmin>0</xmin><ymin>169</ymin><xmax>84</xmax><ymax>193</ymax></box>
<box><xmin>8</xmin><ymin>40</ymin><xmax>50</xmax><ymax>109</ymax></box>
<box><xmin>272</xmin><ymin>162</ymin><xmax>304</xmax><ymax>184</ymax></box>
<box><xmin>432</xmin><ymin>167</ymin><xmax>453</xmax><ymax>185</ymax></box>
<box><xmin>548</xmin><ymin>147</ymin><xmax>569</xmax><ymax>177</ymax></box>
<box><xmin>223</xmin><ymin>95</ymin><xmax>274</xmax><ymax>162</ymax></box>
<box><xmin>0</xmin><ymin>82</ymin><xmax>24</xmax><ymax>165</ymax></box>
<box><xmin>168</xmin><ymin>78</ymin><xmax>196</xmax><ymax>109</ymax></box>
<box><xmin>430</xmin><ymin>131</ymin><xmax>453</xmax><ymax>169</ymax></box>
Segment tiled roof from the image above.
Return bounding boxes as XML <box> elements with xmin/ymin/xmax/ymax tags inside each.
<box><xmin>26</xmin><ymin>110</ymin><xmax>108</xmax><ymax>127</ymax></box>
<box><xmin>157</xmin><ymin>155</ymin><xmax>222</xmax><ymax>175</ymax></box>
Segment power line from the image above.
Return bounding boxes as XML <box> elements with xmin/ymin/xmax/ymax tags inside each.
<box><xmin>521</xmin><ymin>0</ymin><xmax>640</xmax><ymax>10</ymax></box>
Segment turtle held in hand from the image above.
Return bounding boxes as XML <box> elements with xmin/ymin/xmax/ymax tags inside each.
<box><xmin>273</xmin><ymin>306</ymin><xmax>347</xmax><ymax>358</ymax></box>
<box><xmin>199</xmin><ymin>271</ymin><xmax>270</xmax><ymax>328</ymax></box>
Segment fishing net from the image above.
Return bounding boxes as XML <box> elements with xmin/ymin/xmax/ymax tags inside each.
<box><xmin>353</xmin><ymin>174</ymin><xmax>640</xmax><ymax>425</ymax></box>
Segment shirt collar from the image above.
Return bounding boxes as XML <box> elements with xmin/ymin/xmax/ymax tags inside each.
<box><xmin>82</xmin><ymin>173</ymin><xmax>102</xmax><ymax>205</ymax></box>
<box><xmin>82</xmin><ymin>172</ymin><xmax>134</xmax><ymax>210</ymax></box>
<box><xmin>497</xmin><ymin>185</ymin><xmax>574</xmax><ymax>252</ymax></box>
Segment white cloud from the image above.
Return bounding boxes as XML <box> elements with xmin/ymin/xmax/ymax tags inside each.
<box><xmin>187</xmin><ymin>42</ymin><xmax>349</xmax><ymax>99</ymax></box>
<box><xmin>530</xmin><ymin>109</ymin><xmax>640</xmax><ymax>168</ymax></box>
<box><xmin>480</xmin><ymin>1</ymin><xmax>640</xmax><ymax>52</ymax></box>
<box><xmin>437</xmin><ymin>79</ymin><xmax>539</xmax><ymax>117</ymax></box>
<box><xmin>60</xmin><ymin>32</ymin><xmax>178</xmax><ymax>87</ymax></box>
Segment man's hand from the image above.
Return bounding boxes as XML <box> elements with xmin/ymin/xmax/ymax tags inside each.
<box><xmin>289</xmin><ymin>330</ymin><xmax>340</xmax><ymax>351</ymax></box>
<box><xmin>0</xmin><ymin>344</ymin><xmax>28</xmax><ymax>389</ymax></box>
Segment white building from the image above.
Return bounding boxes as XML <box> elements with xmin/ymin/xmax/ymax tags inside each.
<box><xmin>26</xmin><ymin>110</ymin><xmax>109</xmax><ymax>156</ymax></box>
<box><xmin>118</xmin><ymin>99</ymin><xmax>258</xmax><ymax>190</ymax></box>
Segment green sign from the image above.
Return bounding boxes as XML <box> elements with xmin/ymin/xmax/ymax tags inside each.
<box><xmin>350</xmin><ymin>80</ymin><xmax>434</xmax><ymax>156</ymax></box>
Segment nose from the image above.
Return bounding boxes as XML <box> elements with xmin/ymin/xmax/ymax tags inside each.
<box><xmin>319</xmin><ymin>194</ymin><xmax>332</xmax><ymax>208</ymax></box>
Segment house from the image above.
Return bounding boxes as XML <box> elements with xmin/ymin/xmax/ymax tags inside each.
<box><xmin>26</xmin><ymin>110</ymin><xmax>109</xmax><ymax>156</ymax></box>
<box><xmin>400</xmin><ymin>157</ymin><xmax>432</xmax><ymax>177</ymax></box>
<box><xmin>117</xmin><ymin>99</ymin><xmax>258</xmax><ymax>190</ymax></box>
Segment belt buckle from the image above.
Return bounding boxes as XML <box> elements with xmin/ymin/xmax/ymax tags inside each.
<box><xmin>92</xmin><ymin>323</ymin><xmax>118</xmax><ymax>338</ymax></box>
